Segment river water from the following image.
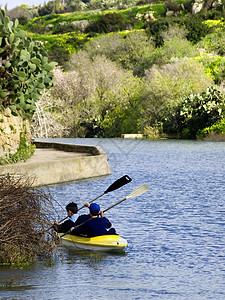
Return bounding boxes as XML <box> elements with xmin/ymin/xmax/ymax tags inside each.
<box><xmin>1</xmin><ymin>138</ymin><xmax>225</xmax><ymax>299</ymax></box>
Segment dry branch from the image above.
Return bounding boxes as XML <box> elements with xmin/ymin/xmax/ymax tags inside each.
<box><xmin>0</xmin><ymin>173</ymin><xmax>60</xmax><ymax>265</ymax></box>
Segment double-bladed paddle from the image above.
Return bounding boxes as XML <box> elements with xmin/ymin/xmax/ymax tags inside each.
<box><xmin>103</xmin><ymin>184</ymin><xmax>150</xmax><ymax>213</ymax></box>
<box><xmin>78</xmin><ymin>174</ymin><xmax>132</xmax><ymax>211</ymax></box>
<box><xmin>52</xmin><ymin>175</ymin><xmax>132</xmax><ymax>228</ymax></box>
<box><xmin>60</xmin><ymin>183</ymin><xmax>150</xmax><ymax>237</ymax></box>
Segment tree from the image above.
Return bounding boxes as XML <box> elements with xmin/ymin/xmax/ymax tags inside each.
<box><xmin>158</xmin><ymin>25</ymin><xmax>200</xmax><ymax>64</ymax></box>
<box><xmin>67</xmin><ymin>53</ymin><xmax>144</xmax><ymax>137</ymax></box>
<box><xmin>94</xmin><ymin>70</ymin><xmax>144</xmax><ymax>137</ymax></box>
<box><xmin>184</xmin><ymin>16</ymin><xmax>211</xmax><ymax>44</ymax></box>
<box><xmin>85</xmin><ymin>12</ymin><xmax>125</xmax><ymax>34</ymax></box>
<box><xmin>83</xmin><ymin>31</ymin><xmax>158</xmax><ymax>76</ymax></box>
<box><xmin>140</xmin><ymin>58</ymin><xmax>213</xmax><ymax>133</ymax></box>
<box><xmin>32</xmin><ymin>54</ymin><xmax>144</xmax><ymax>138</ymax></box>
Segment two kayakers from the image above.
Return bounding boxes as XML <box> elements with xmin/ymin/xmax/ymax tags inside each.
<box><xmin>54</xmin><ymin>201</ymin><xmax>116</xmax><ymax>237</ymax></box>
<box><xmin>54</xmin><ymin>202</ymin><xmax>92</xmax><ymax>233</ymax></box>
<box><xmin>69</xmin><ymin>202</ymin><xmax>116</xmax><ymax>237</ymax></box>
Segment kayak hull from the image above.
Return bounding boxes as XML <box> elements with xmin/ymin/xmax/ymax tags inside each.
<box><xmin>59</xmin><ymin>234</ymin><xmax>128</xmax><ymax>251</ymax></box>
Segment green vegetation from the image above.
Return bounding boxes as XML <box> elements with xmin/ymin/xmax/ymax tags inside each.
<box><xmin>197</xmin><ymin>118</ymin><xmax>225</xmax><ymax>139</ymax></box>
<box><xmin>164</xmin><ymin>87</ymin><xmax>225</xmax><ymax>138</ymax></box>
<box><xmin>0</xmin><ymin>9</ymin><xmax>56</xmax><ymax>120</ymax></box>
<box><xmin>0</xmin><ymin>128</ymin><xmax>36</xmax><ymax>165</ymax></box>
<box><xmin>0</xmin><ymin>8</ymin><xmax>57</xmax><ymax>165</ymax></box>
<box><xmin>20</xmin><ymin>3</ymin><xmax>167</xmax><ymax>63</ymax></box>
<box><xmin>4</xmin><ymin>1</ymin><xmax>225</xmax><ymax>140</ymax></box>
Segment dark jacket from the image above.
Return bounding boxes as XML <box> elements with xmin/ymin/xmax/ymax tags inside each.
<box><xmin>56</xmin><ymin>219</ymin><xmax>75</xmax><ymax>233</ymax></box>
<box><xmin>55</xmin><ymin>214</ymin><xmax>91</xmax><ymax>233</ymax></box>
<box><xmin>74</xmin><ymin>214</ymin><xmax>91</xmax><ymax>226</ymax></box>
<box><xmin>71</xmin><ymin>216</ymin><xmax>112</xmax><ymax>237</ymax></box>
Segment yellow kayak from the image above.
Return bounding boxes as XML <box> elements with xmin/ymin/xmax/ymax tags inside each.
<box><xmin>59</xmin><ymin>233</ymin><xmax>128</xmax><ymax>251</ymax></box>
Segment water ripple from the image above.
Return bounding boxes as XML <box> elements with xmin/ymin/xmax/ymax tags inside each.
<box><xmin>1</xmin><ymin>139</ymin><xmax>225</xmax><ymax>299</ymax></box>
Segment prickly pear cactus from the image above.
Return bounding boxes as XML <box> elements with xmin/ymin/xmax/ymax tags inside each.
<box><xmin>0</xmin><ymin>9</ymin><xmax>56</xmax><ymax>119</ymax></box>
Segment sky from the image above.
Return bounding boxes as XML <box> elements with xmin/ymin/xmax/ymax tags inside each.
<box><xmin>0</xmin><ymin>0</ymin><xmax>48</xmax><ymax>10</ymax></box>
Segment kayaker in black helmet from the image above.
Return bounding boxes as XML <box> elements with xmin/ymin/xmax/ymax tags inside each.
<box><xmin>54</xmin><ymin>202</ymin><xmax>92</xmax><ymax>233</ymax></box>
<box><xmin>70</xmin><ymin>202</ymin><xmax>116</xmax><ymax>237</ymax></box>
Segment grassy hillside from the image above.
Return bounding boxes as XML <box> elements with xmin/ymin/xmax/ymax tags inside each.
<box><xmin>19</xmin><ymin>0</ymin><xmax>225</xmax><ymax>66</ymax></box>
<box><xmin>18</xmin><ymin>0</ymin><xmax>225</xmax><ymax>140</ymax></box>
<box><xmin>21</xmin><ymin>2</ymin><xmax>167</xmax><ymax>63</ymax></box>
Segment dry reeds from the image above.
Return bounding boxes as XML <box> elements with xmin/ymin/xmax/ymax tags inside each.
<box><xmin>202</xmin><ymin>132</ymin><xmax>225</xmax><ymax>142</ymax></box>
<box><xmin>0</xmin><ymin>173</ymin><xmax>60</xmax><ymax>265</ymax></box>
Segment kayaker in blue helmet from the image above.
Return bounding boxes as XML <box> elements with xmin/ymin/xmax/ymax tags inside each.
<box><xmin>70</xmin><ymin>202</ymin><xmax>116</xmax><ymax>237</ymax></box>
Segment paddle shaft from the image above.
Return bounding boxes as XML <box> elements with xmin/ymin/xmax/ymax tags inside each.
<box><xmin>103</xmin><ymin>197</ymin><xmax>127</xmax><ymax>213</ymax></box>
<box><xmin>78</xmin><ymin>192</ymin><xmax>105</xmax><ymax>211</ymax></box>
<box><xmin>103</xmin><ymin>184</ymin><xmax>150</xmax><ymax>213</ymax></box>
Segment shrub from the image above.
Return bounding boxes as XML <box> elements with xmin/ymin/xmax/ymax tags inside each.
<box><xmin>147</xmin><ymin>16</ymin><xmax>211</xmax><ymax>47</ymax></box>
<box><xmin>147</xmin><ymin>19</ymin><xmax>170</xmax><ymax>47</ymax></box>
<box><xmin>48</xmin><ymin>44</ymin><xmax>71</xmax><ymax>65</ymax></box>
<box><xmin>32</xmin><ymin>55</ymin><xmax>144</xmax><ymax>138</ymax></box>
<box><xmin>143</xmin><ymin>123</ymin><xmax>165</xmax><ymax>139</ymax></box>
<box><xmin>197</xmin><ymin>118</ymin><xmax>225</xmax><ymax>139</ymax></box>
<box><xmin>141</xmin><ymin>58</ymin><xmax>213</xmax><ymax>133</ymax></box>
<box><xmin>85</xmin><ymin>12</ymin><xmax>125</xmax><ymax>34</ymax></box>
<box><xmin>83</xmin><ymin>31</ymin><xmax>158</xmax><ymax>76</ymax></box>
<box><xmin>0</xmin><ymin>173</ymin><xmax>59</xmax><ymax>266</ymax></box>
<box><xmin>158</xmin><ymin>26</ymin><xmax>199</xmax><ymax>64</ymax></box>
<box><xmin>196</xmin><ymin>54</ymin><xmax>225</xmax><ymax>84</ymax></box>
<box><xmin>38</xmin><ymin>0</ymin><xmax>64</xmax><ymax>16</ymax></box>
<box><xmin>165</xmin><ymin>0</ymin><xmax>182</xmax><ymax>12</ymax></box>
<box><xmin>0</xmin><ymin>129</ymin><xmax>36</xmax><ymax>165</ymax></box>
<box><xmin>199</xmin><ymin>30</ymin><xmax>225</xmax><ymax>56</ymax></box>
<box><xmin>52</xmin><ymin>22</ymin><xmax>77</xmax><ymax>34</ymax></box>
<box><xmin>31</xmin><ymin>31</ymin><xmax>90</xmax><ymax>66</ymax></box>
<box><xmin>184</xmin><ymin>16</ymin><xmax>211</xmax><ymax>44</ymax></box>
<box><xmin>175</xmin><ymin>87</ymin><xmax>225</xmax><ymax>139</ymax></box>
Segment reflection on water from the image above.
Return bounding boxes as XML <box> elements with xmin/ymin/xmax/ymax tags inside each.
<box><xmin>1</xmin><ymin>138</ymin><xmax>225</xmax><ymax>299</ymax></box>
<box><xmin>58</xmin><ymin>245</ymin><xmax>127</xmax><ymax>269</ymax></box>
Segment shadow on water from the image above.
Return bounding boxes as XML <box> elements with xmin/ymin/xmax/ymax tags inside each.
<box><xmin>0</xmin><ymin>245</ymin><xmax>127</xmax><ymax>294</ymax></box>
<box><xmin>57</xmin><ymin>244</ymin><xmax>127</xmax><ymax>265</ymax></box>
<box><xmin>0</xmin><ymin>283</ymin><xmax>36</xmax><ymax>292</ymax></box>
<box><xmin>0</xmin><ymin>266</ymin><xmax>37</xmax><ymax>292</ymax></box>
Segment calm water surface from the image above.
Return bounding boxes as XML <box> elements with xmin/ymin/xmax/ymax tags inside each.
<box><xmin>1</xmin><ymin>138</ymin><xmax>225</xmax><ymax>299</ymax></box>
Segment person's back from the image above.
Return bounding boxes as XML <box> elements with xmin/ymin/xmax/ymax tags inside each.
<box><xmin>74</xmin><ymin>213</ymin><xmax>91</xmax><ymax>226</ymax></box>
<box><xmin>70</xmin><ymin>202</ymin><xmax>115</xmax><ymax>237</ymax></box>
<box><xmin>71</xmin><ymin>215</ymin><xmax>111</xmax><ymax>237</ymax></box>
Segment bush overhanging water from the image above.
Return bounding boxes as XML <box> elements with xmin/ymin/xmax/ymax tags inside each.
<box><xmin>0</xmin><ymin>173</ymin><xmax>60</xmax><ymax>266</ymax></box>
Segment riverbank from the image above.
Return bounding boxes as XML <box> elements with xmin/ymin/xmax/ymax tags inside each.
<box><xmin>0</xmin><ymin>141</ymin><xmax>111</xmax><ymax>186</ymax></box>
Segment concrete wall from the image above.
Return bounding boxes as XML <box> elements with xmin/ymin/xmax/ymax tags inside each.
<box><xmin>33</xmin><ymin>140</ymin><xmax>103</xmax><ymax>155</ymax></box>
<box><xmin>121</xmin><ymin>134</ymin><xmax>143</xmax><ymax>139</ymax></box>
<box><xmin>0</xmin><ymin>107</ymin><xmax>30</xmax><ymax>158</ymax></box>
<box><xmin>0</xmin><ymin>141</ymin><xmax>111</xmax><ymax>187</ymax></box>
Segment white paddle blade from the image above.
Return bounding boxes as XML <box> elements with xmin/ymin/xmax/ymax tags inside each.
<box><xmin>127</xmin><ymin>184</ymin><xmax>150</xmax><ymax>199</ymax></box>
